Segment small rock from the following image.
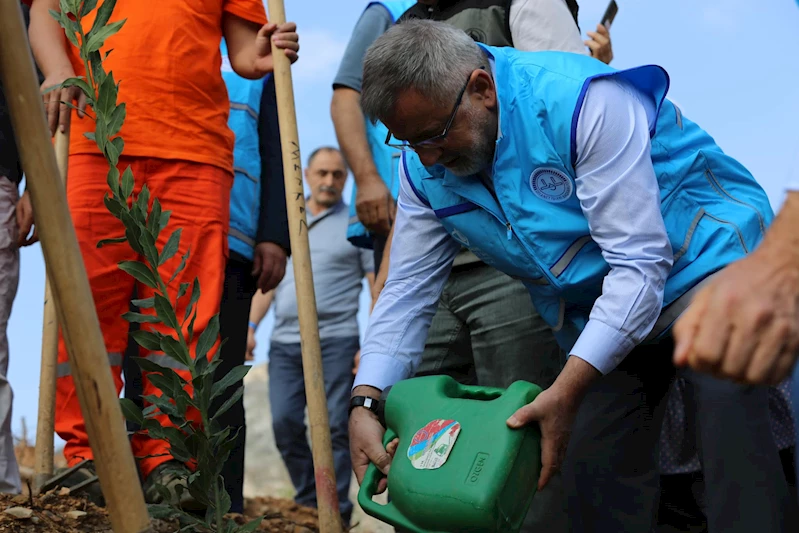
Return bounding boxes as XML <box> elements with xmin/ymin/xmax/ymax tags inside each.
<box><xmin>3</xmin><ymin>507</ymin><xmax>33</xmax><ymax>519</ymax></box>
<box><xmin>31</xmin><ymin>516</ymin><xmax>40</xmax><ymax>524</ymax></box>
<box><xmin>58</xmin><ymin>487</ymin><xmax>71</xmax><ymax>496</ymax></box>
<box><xmin>11</xmin><ymin>495</ymin><xmax>27</xmax><ymax>505</ymax></box>
<box><xmin>66</xmin><ymin>510</ymin><xmax>87</xmax><ymax>519</ymax></box>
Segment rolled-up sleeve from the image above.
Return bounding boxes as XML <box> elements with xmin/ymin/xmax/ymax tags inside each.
<box><xmin>568</xmin><ymin>78</ymin><xmax>674</xmax><ymax>375</ymax></box>
<box><xmin>354</xmin><ymin>160</ymin><xmax>461</xmax><ymax>391</ymax></box>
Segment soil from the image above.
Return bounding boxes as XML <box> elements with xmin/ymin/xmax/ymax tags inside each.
<box><xmin>3</xmin><ymin>438</ymin><xmax>323</xmax><ymax>532</ymax></box>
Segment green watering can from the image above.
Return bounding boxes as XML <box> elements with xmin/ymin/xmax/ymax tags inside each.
<box><xmin>358</xmin><ymin>375</ymin><xmax>543</xmax><ymax>533</ymax></box>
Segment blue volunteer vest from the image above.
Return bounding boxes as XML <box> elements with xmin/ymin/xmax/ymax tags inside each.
<box><xmin>346</xmin><ymin>0</ymin><xmax>417</xmax><ymax>248</ymax></box>
<box><xmin>221</xmin><ymin>39</ymin><xmax>266</xmax><ymax>261</ymax></box>
<box><xmin>404</xmin><ymin>45</ymin><xmax>773</xmax><ymax>351</ymax></box>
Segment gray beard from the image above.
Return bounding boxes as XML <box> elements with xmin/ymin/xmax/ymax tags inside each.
<box><xmin>445</xmin><ymin>109</ymin><xmax>495</xmax><ymax>177</ymax></box>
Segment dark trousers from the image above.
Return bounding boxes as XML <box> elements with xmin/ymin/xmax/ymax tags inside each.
<box><xmin>657</xmin><ymin>448</ymin><xmax>799</xmax><ymax>533</ymax></box>
<box><xmin>124</xmin><ymin>253</ymin><xmax>256</xmax><ymax>513</ymax></box>
<box><xmin>268</xmin><ymin>336</ymin><xmax>357</xmax><ymax>523</ymax></box>
<box><xmin>563</xmin><ymin>336</ymin><xmax>793</xmax><ymax>533</ymax></box>
<box><xmin>372</xmin><ymin>234</ymin><xmax>388</xmax><ymax>272</ymax></box>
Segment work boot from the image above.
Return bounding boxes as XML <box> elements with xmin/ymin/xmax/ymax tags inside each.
<box><xmin>45</xmin><ymin>460</ymin><xmax>105</xmax><ymax>507</ymax></box>
<box><xmin>143</xmin><ymin>461</ymin><xmax>205</xmax><ymax>512</ymax></box>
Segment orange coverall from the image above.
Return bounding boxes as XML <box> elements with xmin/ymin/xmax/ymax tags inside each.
<box><xmin>39</xmin><ymin>0</ymin><xmax>268</xmax><ymax>478</ymax></box>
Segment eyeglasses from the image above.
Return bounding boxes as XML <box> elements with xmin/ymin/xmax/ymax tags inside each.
<box><xmin>384</xmin><ymin>68</ymin><xmax>484</xmax><ymax>152</ymax></box>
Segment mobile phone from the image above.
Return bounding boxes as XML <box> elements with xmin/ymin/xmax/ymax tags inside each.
<box><xmin>601</xmin><ymin>0</ymin><xmax>619</xmax><ymax>29</ymax></box>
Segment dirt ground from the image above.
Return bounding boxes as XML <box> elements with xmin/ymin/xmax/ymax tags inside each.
<box><xmin>0</xmin><ymin>492</ymin><xmax>322</xmax><ymax>532</ymax></box>
<box><xmin>3</xmin><ymin>437</ymin><xmax>325</xmax><ymax>532</ymax></box>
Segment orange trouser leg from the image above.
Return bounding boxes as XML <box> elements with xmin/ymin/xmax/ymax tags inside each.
<box><xmin>129</xmin><ymin>159</ymin><xmax>230</xmax><ymax>479</ymax></box>
<box><xmin>55</xmin><ymin>154</ymin><xmax>142</xmax><ymax>467</ymax></box>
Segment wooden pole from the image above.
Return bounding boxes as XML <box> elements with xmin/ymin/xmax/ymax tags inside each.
<box><xmin>265</xmin><ymin>1</ymin><xmax>342</xmax><ymax>531</ymax></box>
<box><xmin>32</xmin><ymin>129</ymin><xmax>69</xmax><ymax>495</ymax></box>
<box><xmin>0</xmin><ymin>3</ymin><xmax>151</xmax><ymax>532</ymax></box>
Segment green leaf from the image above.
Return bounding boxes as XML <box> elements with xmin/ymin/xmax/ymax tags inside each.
<box><xmin>218</xmin><ymin>483</ymin><xmax>232</xmax><ymax>518</ymax></box>
<box><xmin>89</xmin><ymin>0</ymin><xmax>118</xmax><ymax>33</ymax></box>
<box><xmin>131</xmin><ymin>296</ymin><xmax>155</xmax><ymax>309</ymax></box>
<box><xmin>147</xmin><ymin>375</ymin><xmax>179</xmax><ymax>402</ymax></box>
<box><xmin>61</xmin><ymin>77</ymin><xmax>94</xmax><ymax>99</ymax></box>
<box><xmin>136</xmin><ymin>184</ymin><xmax>150</xmax><ymax>217</ymax></box>
<box><xmin>95</xmin><ymin>114</ymin><xmax>107</xmax><ymax>152</ymax></box>
<box><xmin>102</xmin><ymin>193</ymin><xmax>124</xmax><ymax>219</ymax></box>
<box><xmin>124</xmin><ymin>227</ymin><xmax>144</xmax><ymax>256</ymax></box>
<box><xmin>211</xmin><ymin>386</ymin><xmax>245</xmax><ymax>423</ymax></box>
<box><xmin>96</xmin><ymin>236</ymin><xmax>127</xmax><ymax>248</ymax></box>
<box><xmin>129</xmin><ymin>329</ymin><xmax>163</xmax><ymax>351</ymax></box>
<box><xmin>118</xmin><ymin>260</ymin><xmax>157</xmax><ymax>288</ymax></box>
<box><xmin>88</xmin><ymin>50</ymin><xmax>106</xmax><ymax>87</ymax></box>
<box><xmin>210</xmin><ymin>365</ymin><xmax>250</xmax><ymax>403</ymax></box>
<box><xmin>104</xmin><ymin>48</ymin><xmax>114</xmax><ymax>60</ymax></box>
<box><xmin>158</xmin><ymin>228</ymin><xmax>182</xmax><ymax>266</ymax></box>
<box><xmin>86</xmin><ymin>19</ymin><xmax>125</xmax><ymax>53</ymax></box>
<box><xmin>121</xmin><ymin>311</ymin><xmax>160</xmax><ymax>324</ymax></box>
<box><xmin>64</xmin><ymin>0</ymin><xmax>80</xmax><ymax>13</ymax></box>
<box><xmin>169</xmin><ymin>247</ymin><xmax>190</xmax><ymax>285</ymax></box>
<box><xmin>96</xmin><ymin>70</ymin><xmax>117</xmax><ymax>117</ymax></box>
<box><xmin>83</xmin><ymin>132</ymin><xmax>96</xmax><ymax>142</ymax></box>
<box><xmin>106</xmin><ymin>166</ymin><xmax>120</xmax><ymax>197</ymax></box>
<box><xmin>159</xmin><ymin>209</ymin><xmax>171</xmax><ymax>231</ymax></box>
<box><xmin>134</xmin><ymin>357</ymin><xmax>187</xmax><ymax>386</ymax></box>
<box><xmin>187</xmin><ymin>308</ymin><xmax>198</xmax><ymax>344</ymax></box>
<box><xmin>147</xmin><ymin>198</ymin><xmax>162</xmax><ymax>235</ymax></box>
<box><xmin>142</xmin><ymin>414</ymin><xmax>168</xmax><ymax>440</ymax></box>
<box><xmin>154</xmin><ymin>294</ymin><xmax>179</xmax><ymax>331</ymax></box>
<box><xmin>147</xmin><ymin>504</ymin><xmax>178</xmax><ymax>520</ymax></box>
<box><xmin>160</xmin><ymin>335</ymin><xmax>191</xmax><ymax>368</ymax></box>
<box><xmin>104</xmin><ymin>137</ymin><xmax>120</xmax><ymax>166</ymax></box>
<box><xmin>142</xmin><ymin>405</ymin><xmax>158</xmax><ymax>418</ymax></box>
<box><xmin>120</xmin><ymin>163</ymin><xmax>134</xmax><ymax>200</ymax></box>
<box><xmin>48</xmin><ymin>8</ymin><xmax>62</xmax><ymax>24</ymax></box>
<box><xmin>119</xmin><ymin>398</ymin><xmax>144</xmax><ymax>426</ymax></box>
<box><xmin>237</xmin><ymin>517</ymin><xmax>265</xmax><ymax>533</ymax></box>
<box><xmin>110</xmin><ymin>136</ymin><xmax>124</xmax><ymax>160</ymax></box>
<box><xmin>176</xmin><ymin>282</ymin><xmax>189</xmax><ymax>303</ymax></box>
<box><xmin>137</xmin><ymin>227</ymin><xmax>159</xmax><ymax>269</ymax></box>
<box><xmin>184</xmin><ymin>278</ymin><xmax>200</xmax><ymax>322</ymax></box>
<box><xmin>80</xmin><ymin>0</ymin><xmax>99</xmax><ymax>16</ymax></box>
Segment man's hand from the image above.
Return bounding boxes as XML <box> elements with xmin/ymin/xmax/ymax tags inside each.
<box><xmin>673</xmin><ymin>247</ymin><xmax>799</xmax><ymax>385</ymax></box>
<box><xmin>355</xmin><ymin>176</ymin><xmax>394</xmax><ymax>236</ymax></box>
<box><xmin>252</xmin><ymin>242</ymin><xmax>287</xmax><ymax>293</ymax></box>
<box><xmin>585</xmin><ymin>24</ymin><xmax>613</xmax><ymax>65</ymax></box>
<box><xmin>255</xmin><ymin>22</ymin><xmax>299</xmax><ymax>70</ymax></box>
<box><xmin>41</xmin><ymin>70</ymin><xmax>87</xmax><ymax>136</ymax></box>
<box><xmin>16</xmin><ymin>191</ymin><xmax>38</xmax><ymax>247</ymax></box>
<box><xmin>350</xmin><ymin>385</ymin><xmax>392</xmax><ymax>493</ymax></box>
<box><xmin>246</xmin><ymin>325</ymin><xmax>256</xmax><ymax>362</ymax></box>
<box><xmin>506</xmin><ymin>356</ymin><xmax>599</xmax><ymax>490</ymax></box>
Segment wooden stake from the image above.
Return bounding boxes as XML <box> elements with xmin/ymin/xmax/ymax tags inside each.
<box><xmin>0</xmin><ymin>2</ymin><xmax>151</xmax><ymax>531</ymax></box>
<box><xmin>32</xmin><ymin>129</ymin><xmax>69</xmax><ymax>495</ymax></box>
<box><xmin>265</xmin><ymin>1</ymin><xmax>342</xmax><ymax>531</ymax></box>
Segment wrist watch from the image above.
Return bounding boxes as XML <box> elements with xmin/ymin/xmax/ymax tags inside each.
<box><xmin>349</xmin><ymin>395</ymin><xmax>380</xmax><ymax>417</ymax></box>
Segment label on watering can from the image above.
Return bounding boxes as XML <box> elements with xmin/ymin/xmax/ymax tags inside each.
<box><xmin>407</xmin><ymin>419</ymin><xmax>461</xmax><ymax>470</ymax></box>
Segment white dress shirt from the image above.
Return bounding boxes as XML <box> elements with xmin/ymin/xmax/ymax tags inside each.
<box><xmin>509</xmin><ymin>0</ymin><xmax>588</xmax><ymax>56</ymax></box>
<box><xmin>355</xmin><ymin>76</ymin><xmax>675</xmax><ymax>391</ymax></box>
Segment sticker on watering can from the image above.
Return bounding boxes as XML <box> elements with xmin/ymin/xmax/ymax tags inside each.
<box><xmin>407</xmin><ymin>419</ymin><xmax>461</xmax><ymax>470</ymax></box>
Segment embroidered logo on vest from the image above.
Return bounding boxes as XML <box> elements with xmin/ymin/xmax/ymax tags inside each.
<box><xmin>530</xmin><ymin>168</ymin><xmax>573</xmax><ymax>203</ymax></box>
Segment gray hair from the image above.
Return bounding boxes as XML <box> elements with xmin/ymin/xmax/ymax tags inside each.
<box><xmin>361</xmin><ymin>20</ymin><xmax>486</xmax><ymax>124</ymax></box>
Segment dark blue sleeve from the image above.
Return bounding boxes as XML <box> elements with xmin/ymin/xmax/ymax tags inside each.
<box><xmin>256</xmin><ymin>74</ymin><xmax>291</xmax><ymax>256</ymax></box>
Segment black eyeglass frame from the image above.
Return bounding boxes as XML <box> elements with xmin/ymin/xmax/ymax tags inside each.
<box><xmin>384</xmin><ymin>67</ymin><xmax>485</xmax><ymax>152</ymax></box>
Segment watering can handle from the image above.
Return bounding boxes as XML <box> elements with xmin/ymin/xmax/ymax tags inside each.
<box><xmin>453</xmin><ymin>383</ymin><xmax>505</xmax><ymax>401</ymax></box>
<box><xmin>357</xmin><ymin>429</ymin><xmax>422</xmax><ymax>533</ymax></box>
